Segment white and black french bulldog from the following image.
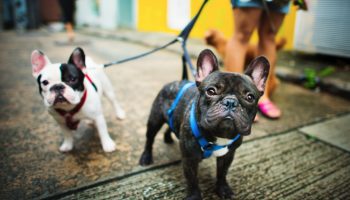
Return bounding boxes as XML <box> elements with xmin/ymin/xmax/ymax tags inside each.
<box><xmin>31</xmin><ymin>47</ymin><xmax>125</xmax><ymax>152</ymax></box>
<box><xmin>139</xmin><ymin>49</ymin><xmax>270</xmax><ymax>199</ymax></box>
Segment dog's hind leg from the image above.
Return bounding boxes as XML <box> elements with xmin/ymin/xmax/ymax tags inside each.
<box><xmin>139</xmin><ymin>103</ymin><xmax>165</xmax><ymax>166</ymax></box>
<box><xmin>163</xmin><ymin>126</ymin><xmax>174</xmax><ymax>144</ymax></box>
<box><xmin>99</xmin><ymin>73</ymin><xmax>126</xmax><ymax>120</ymax></box>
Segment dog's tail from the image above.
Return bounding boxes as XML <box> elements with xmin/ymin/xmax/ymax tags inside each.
<box><xmin>204</xmin><ymin>29</ymin><xmax>226</xmax><ymax>47</ymax></box>
<box><xmin>204</xmin><ymin>29</ymin><xmax>217</xmax><ymax>46</ymax></box>
<box><xmin>204</xmin><ymin>29</ymin><xmax>227</xmax><ymax>59</ymax></box>
<box><xmin>276</xmin><ymin>37</ymin><xmax>287</xmax><ymax>51</ymax></box>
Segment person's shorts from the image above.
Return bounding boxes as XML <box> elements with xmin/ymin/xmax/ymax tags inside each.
<box><xmin>231</xmin><ymin>0</ymin><xmax>290</xmax><ymax>14</ymax></box>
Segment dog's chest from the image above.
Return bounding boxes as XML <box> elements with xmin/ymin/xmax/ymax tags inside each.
<box><xmin>210</xmin><ymin>137</ymin><xmax>233</xmax><ymax>157</ymax></box>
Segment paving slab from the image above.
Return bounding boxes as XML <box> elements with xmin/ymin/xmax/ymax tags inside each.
<box><xmin>299</xmin><ymin>114</ymin><xmax>350</xmax><ymax>152</ymax></box>
<box><xmin>0</xmin><ymin>30</ymin><xmax>349</xmax><ymax>199</ymax></box>
<box><xmin>55</xmin><ymin>132</ymin><xmax>350</xmax><ymax>200</ymax></box>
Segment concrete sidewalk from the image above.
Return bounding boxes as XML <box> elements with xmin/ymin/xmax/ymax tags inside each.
<box><xmin>0</xmin><ymin>30</ymin><xmax>349</xmax><ymax>200</ymax></box>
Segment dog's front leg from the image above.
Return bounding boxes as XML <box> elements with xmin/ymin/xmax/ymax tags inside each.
<box><xmin>216</xmin><ymin>150</ymin><xmax>235</xmax><ymax>199</ymax></box>
<box><xmin>59</xmin><ymin>126</ymin><xmax>74</xmax><ymax>152</ymax></box>
<box><xmin>94</xmin><ymin>114</ymin><xmax>116</xmax><ymax>152</ymax></box>
<box><xmin>183</xmin><ymin>157</ymin><xmax>202</xmax><ymax>200</ymax></box>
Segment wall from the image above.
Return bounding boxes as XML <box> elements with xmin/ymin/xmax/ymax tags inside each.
<box><xmin>137</xmin><ymin>0</ymin><xmax>297</xmax><ymax>49</ymax></box>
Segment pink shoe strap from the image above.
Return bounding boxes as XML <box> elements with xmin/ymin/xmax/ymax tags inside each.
<box><xmin>258</xmin><ymin>100</ymin><xmax>278</xmax><ymax>114</ymax></box>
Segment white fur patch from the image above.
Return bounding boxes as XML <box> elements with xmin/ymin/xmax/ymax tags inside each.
<box><xmin>210</xmin><ymin>137</ymin><xmax>233</xmax><ymax>157</ymax></box>
<box><xmin>215</xmin><ymin>137</ymin><xmax>233</xmax><ymax>146</ymax></box>
<box><xmin>213</xmin><ymin>147</ymin><xmax>229</xmax><ymax>157</ymax></box>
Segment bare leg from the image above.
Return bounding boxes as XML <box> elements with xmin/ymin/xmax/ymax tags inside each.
<box><xmin>224</xmin><ymin>8</ymin><xmax>262</xmax><ymax>72</ymax></box>
<box><xmin>257</xmin><ymin>12</ymin><xmax>285</xmax><ymax>118</ymax></box>
<box><xmin>65</xmin><ymin>22</ymin><xmax>75</xmax><ymax>43</ymax></box>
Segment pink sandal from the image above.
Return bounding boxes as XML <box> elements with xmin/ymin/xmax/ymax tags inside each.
<box><xmin>258</xmin><ymin>100</ymin><xmax>281</xmax><ymax>119</ymax></box>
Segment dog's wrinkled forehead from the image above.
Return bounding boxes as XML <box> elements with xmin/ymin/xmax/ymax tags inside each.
<box><xmin>199</xmin><ymin>71</ymin><xmax>259</xmax><ymax>95</ymax></box>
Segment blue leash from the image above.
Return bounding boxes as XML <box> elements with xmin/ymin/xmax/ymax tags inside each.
<box><xmin>167</xmin><ymin>82</ymin><xmax>241</xmax><ymax>159</ymax></box>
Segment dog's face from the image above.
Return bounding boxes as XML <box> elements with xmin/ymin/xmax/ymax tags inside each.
<box><xmin>31</xmin><ymin>48</ymin><xmax>87</xmax><ymax>108</ymax></box>
<box><xmin>195</xmin><ymin>50</ymin><xmax>270</xmax><ymax>138</ymax></box>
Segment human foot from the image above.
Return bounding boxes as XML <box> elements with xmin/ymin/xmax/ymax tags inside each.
<box><xmin>258</xmin><ymin>99</ymin><xmax>281</xmax><ymax>119</ymax></box>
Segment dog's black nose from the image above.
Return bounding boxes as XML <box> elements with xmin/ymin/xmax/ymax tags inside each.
<box><xmin>50</xmin><ymin>84</ymin><xmax>65</xmax><ymax>93</ymax></box>
<box><xmin>222</xmin><ymin>98</ymin><xmax>238</xmax><ymax>109</ymax></box>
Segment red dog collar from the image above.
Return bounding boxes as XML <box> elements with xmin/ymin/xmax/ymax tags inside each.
<box><xmin>55</xmin><ymin>90</ymin><xmax>87</xmax><ymax>130</ymax></box>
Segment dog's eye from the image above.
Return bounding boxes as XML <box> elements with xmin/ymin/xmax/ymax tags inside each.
<box><xmin>246</xmin><ymin>93</ymin><xmax>255</xmax><ymax>102</ymax></box>
<box><xmin>206</xmin><ymin>87</ymin><xmax>217</xmax><ymax>96</ymax></box>
<box><xmin>69</xmin><ymin>77</ymin><xmax>77</xmax><ymax>83</ymax></box>
<box><xmin>42</xmin><ymin>80</ymin><xmax>49</xmax><ymax>86</ymax></box>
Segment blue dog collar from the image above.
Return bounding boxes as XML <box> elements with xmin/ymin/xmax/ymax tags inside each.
<box><xmin>190</xmin><ymin>101</ymin><xmax>241</xmax><ymax>159</ymax></box>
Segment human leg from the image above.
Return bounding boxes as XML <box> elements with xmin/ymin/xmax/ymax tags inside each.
<box><xmin>58</xmin><ymin>0</ymin><xmax>75</xmax><ymax>42</ymax></box>
<box><xmin>224</xmin><ymin>8</ymin><xmax>262</xmax><ymax>72</ymax></box>
<box><xmin>257</xmin><ymin>11</ymin><xmax>286</xmax><ymax>118</ymax></box>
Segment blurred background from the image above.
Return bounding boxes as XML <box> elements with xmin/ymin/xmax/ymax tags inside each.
<box><xmin>1</xmin><ymin>0</ymin><xmax>349</xmax><ymax>56</ymax></box>
<box><xmin>0</xmin><ymin>0</ymin><xmax>350</xmax><ymax>199</ymax></box>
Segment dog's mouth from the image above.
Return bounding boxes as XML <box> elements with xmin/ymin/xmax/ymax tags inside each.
<box><xmin>54</xmin><ymin>94</ymin><xmax>69</xmax><ymax>105</ymax></box>
<box><xmin>204</xmin><ymin>108</ymin><xmax>252</xmax><ymax>135</ymax></box>
<box><xmin>224</xmin><ymin>112</ymin><xmax>235</xmax><ymax>120</ymax></box>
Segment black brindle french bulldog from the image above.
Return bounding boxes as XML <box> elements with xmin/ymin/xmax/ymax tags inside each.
<box><xmin>139</xmin><ymin>49</ymin><xmax>270</xmax><ymax>199</ymax></box>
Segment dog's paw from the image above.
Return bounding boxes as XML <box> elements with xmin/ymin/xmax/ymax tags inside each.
<box><xmin>139</xmin><ymin>151</ymin><xmax>153</xmax><ymax>166</ymax></box>
<box><xmin>116</xmin><ymin>109</ymin><xmax>126</xmax><ymax>120</ymax></box>
<box><xmin>59</xmin><ymin>141</ymin><xmax>73</xmax><ymax>152</ymax></box>
<box><xmin>102</xmin><ymin>139</ymin><xmax>117</xmax><ymax>152</ymax></box>
<box><xmin>185</xmin><ymin>191</ymin><xmax>202</xmax><ymax>200</ymax></box>
<box><xmin>216</xmin><ymin>183</ymin><xmax>234</xmax><ymax>199</ymax></box>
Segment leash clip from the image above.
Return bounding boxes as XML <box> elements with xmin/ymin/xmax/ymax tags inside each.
<box><xmin>176</xmin><ymin>37</ymin><xmax>184</xmax><ymax>43</ymax></box>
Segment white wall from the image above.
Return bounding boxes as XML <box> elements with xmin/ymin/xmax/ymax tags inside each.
<box><xmin>99</xmin><ymin>0</ymin><xmax>118</xmax><ymax>29</ymax></box>
<box><xmin>167</xmin><ymin>0</ymin><xmax>190</xmax><ymax>30</ymax></box>
<box><xmin>75</xmin><ymin>0</ymin><xmax>118</xmax><ymax>29</ymax></box>
<box><xmin>75</xmin><ymin>0</ymin><xmax>100</xmax><ymax>27</ymax></box>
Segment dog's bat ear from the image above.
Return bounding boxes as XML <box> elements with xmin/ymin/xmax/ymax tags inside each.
<box><xmin>196</xmin><ymin>49</ymin><xmax>219</xmax><ymax>85</ymax></box>
<box><xmin>244</xmin><ymin>56</ymin><xmax>270</xmax><ymax>93</ymax></box>
<box><xmin>68</xmin><ymin>47</ymin><xmax>86</xmax><ymax>70</ymax></box>
<box><xmin>31</xmin><ymin>50</ymin><xmax>51</xmax><ymax>78</ymax></box>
